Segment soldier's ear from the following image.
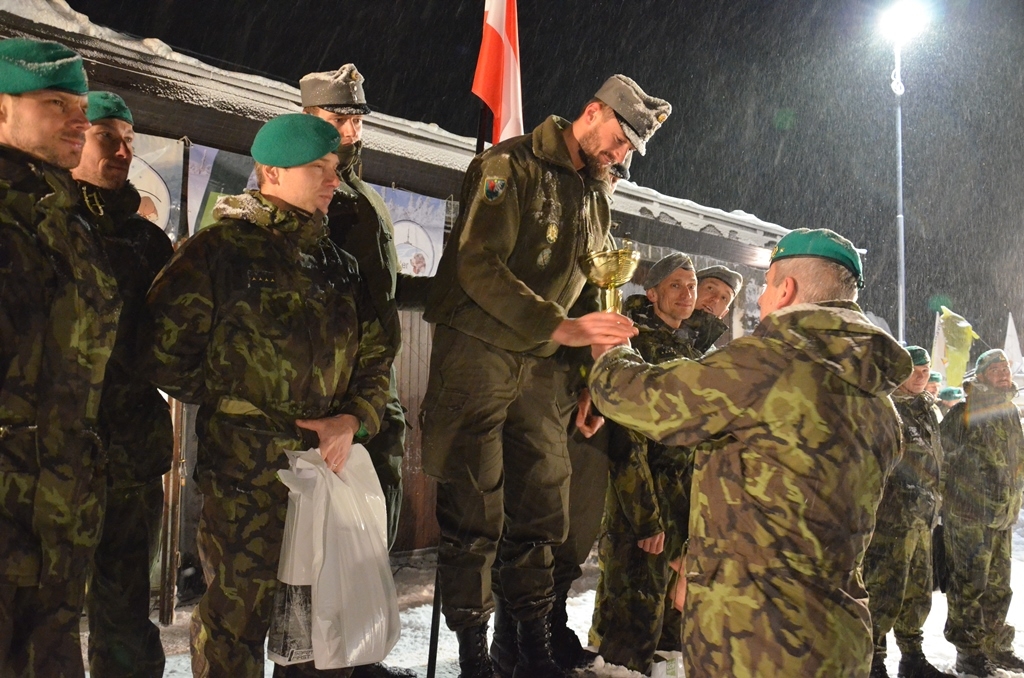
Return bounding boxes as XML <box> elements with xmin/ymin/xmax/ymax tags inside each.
<box><xmin>646</xmin><ymin>288</ymin><xmax>658</xmax><ymax>304</ymax></box>
<box><xmin>262</xmin><ymin>165</ymin><xmax>281</xmax><ymax>186</ymax></box>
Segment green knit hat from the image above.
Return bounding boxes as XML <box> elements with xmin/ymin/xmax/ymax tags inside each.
<box><xmin>86</xmin><ymin>91</ymin><xmax>133</xmax><ymax>125</ymax></box>
<box><xmin>250</xmin><ymin>114</ymin><xmax>340</xmax><ymax>168</ymax></box>
<box><xmin>938</xmin><ymin>386</ymin><xmax>964</xmax><ymax>401</ymax></box>
<box><xmin>770</xmin><ymin>228</ymin><xmax>863</xmax><ymax>289</ymax></box>
<box><xmin>0</xmin><ymin>38</ymin><xmax>88</xmax><ymax>95</ymax></box>
<box><xmin>928</xmin><ymin>370</ymin><xmax>942</xmax><ymax>383</ymax></box>
<box><xmin>905</xmin><ymin>345</ymin><xmax>930</xmax><ymax>366</ymax></box>
<box><xmin>975</xmin><ymin>348</ymin><xmax>1008</xmax><ymax>375</ymax></box>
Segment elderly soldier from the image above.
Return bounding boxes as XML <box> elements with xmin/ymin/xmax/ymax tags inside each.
<box><xmin>862</xmin><ymin>346</ymin><xmax>952</xmax><ymax>678</ymax></box>
<box><xmin>0</xmin><ymin>39</ymin><xmax>122</xmax><ymax>675</ymax></box>
<box><xmin>422</xmin><ymin>75</ymin><xmax>669</xmax><ymax>678</ymax></box>
<box><xmin>940</xmin><ymin>349</ymin><xmax>1024</xmax><ymax>677</ymax></box>
<box><xmin>71</xmin><ymin>91</ymin><xmax>174</xmax><ymax>678</ymax></box>
<box><xmin>144</xmin><ymin>114</ymin><xmax>393</xmax><ymax>678</ymax></box>
<box><xmin>589</xmin><ymin>252</ymin><xmax>704</xmax><ymax>674</ymax></box>
<box><xmin>588</xmin><ymin>228</ymin><xmax>912</xmax><ymax>678</ymax></box>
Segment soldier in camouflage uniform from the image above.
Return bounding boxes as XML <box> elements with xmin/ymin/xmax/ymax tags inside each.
<box><xmin>0</xmin><ymin>39</ymin><xmax>123</xmax><ymax>677</ymax></box>
<box><xmin>940</xmin><ymin>349</ymin><xmax>1024</xmax><ymax>677</ymax></box>
<box><xmin>588</xmin><ymin>228</ymin><xmax>913</xmax><ymax>678</ymax></box>
<box><xmin>300</xmin><ymin>64</ymin><xmax>432</xmax><ymax>553</ymax></box>
<box><xmin>862</xmin><ymin>346</ymin><xmax>952</xmax><ymax>678</ymax></box>
<box><xmin>589</xmin><ymin>253</ymin><xmax>702</xmax><ymax>674</ymax></box>
<box><xmin>70</xmin><ymin>91</ymin><xmax>174</xmax><ymax>678</ymax></box>
<box><xmin>422</xmin><ymin>75</ymin><xmax>670</xmax><ymax>678</ymax></box>
<box><xmin>144</xmin><ymin>114</ymin><xmax>393</xmax><ymax>678</ymax></box>
<box><xmin>673</xmin><ymin>264</ymin><xmax>743</xmax><ymax>353</ymax></box>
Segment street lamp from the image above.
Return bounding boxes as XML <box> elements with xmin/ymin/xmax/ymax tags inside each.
<box><xmin>879</xmin><ymin>0</ymin><xmax>929</xmax><ymax>343</ymax></box>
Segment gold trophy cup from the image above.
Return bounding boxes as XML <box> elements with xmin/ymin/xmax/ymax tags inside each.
<box><xmin>580</xmin><ymin>244</ymin><xmax>641</xmax><ymax>313</ymax></box>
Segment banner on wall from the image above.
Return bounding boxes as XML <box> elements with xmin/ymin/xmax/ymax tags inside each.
<box><xmin>188</xmin><ymin>144</ymin><xmax>257</xmax><ymax>235</ymax></box>
<box><xmin>368</xmin><ymin>183</ymin><xmax>446</xmax><ymax>277</ymax></box>
<box><xmin>129</xmin><ymin>133</ymin><xmax>184</xmax><ymax>241</ymax></box>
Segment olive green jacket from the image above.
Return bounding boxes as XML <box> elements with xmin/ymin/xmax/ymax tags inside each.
<box><xmin>0</xmin><ymin>144</ymin><xmax>122</xmax><ymax>585</ymax></box>
<box><xmin>875</xmin><ymin>390</ymin><xmax>943</xmax><ymax>530</ymax></box>
<box><xmin>145</xmin><ymin>191</ymin><xmax>393</xmax><ymax>490</ymax></box>
<box><xmin>425</xmin><ymin>115</ymin><xmax>611</xmax><ymax>357</ymax></box>
<box><xmin>590</xmin><ymin>300</ymin><xmax>912</xmax><ymax>588</ymax></box>
<box><xmin>82</xmin><ymin>181</ymin><xmax>174</xmax><ymax>486</ymax></box>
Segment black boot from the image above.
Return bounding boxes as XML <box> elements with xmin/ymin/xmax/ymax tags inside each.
<box><xmin>954</xmin><ymin>653</ymin><xmax>997</xmax><ymax>678</ymax></box>
<box><xmin>870</xmin><ymin>654</ymin><xmax>890</xmax><ymax>678</ymax></box>
<box><xmin>490</xmin><ymin>597</ymin><xmax>518</xmax><ymax>678</ymax></box>
<box><xmin>456</xmin><ymin>623</ymin><xmax>495</xmax><ymax>678</ymax></box>
<box><xmin>350</xmin><ymin>665</ymin><xmax>419</xmax><ymax>678</ymax></box>
<box><xmin>512</xmin><ymin>616</ymin><xmax>566</xmax><ymax>678</ymax></box>
<box><xmin>549</xmin><ymin>593</ymin><xmax>598</xmax><ymax>670</ymax></box>
<box><xmin>990</xmin><ymin>649</ymin><xmax>1024</xmax><ymax>672</ymax></box>
<box><xmin>896</xmin><ymin>651</ymin><xmax>955</xmax><ymax>678</ymax></box>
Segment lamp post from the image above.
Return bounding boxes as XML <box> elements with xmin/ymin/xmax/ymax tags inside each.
<box><xmin>880</xmin><ymin>1</ymin><xmax>928</xmax><ymax>343</ymax></box>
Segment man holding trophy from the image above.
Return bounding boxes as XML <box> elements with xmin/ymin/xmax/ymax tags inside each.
<box><xmin>422</xmin><ymin>75</ymin><xmax>670</xmax><ymax>678</ymax></box>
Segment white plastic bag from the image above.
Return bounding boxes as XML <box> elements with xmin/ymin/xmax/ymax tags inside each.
<box><xmin>268</xmin><ymin>445</ymin><xmax>400</xmax><ymax>668</ymax></box>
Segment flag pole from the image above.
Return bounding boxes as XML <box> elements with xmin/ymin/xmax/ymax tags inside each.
<box><xmin>476</xmin><ymin>103</ymin><xmax>494</xmax><ymax>154</ymax></box>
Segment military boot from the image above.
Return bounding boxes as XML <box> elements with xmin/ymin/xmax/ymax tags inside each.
<box><xmin>549</xmin><ymin>593</ymin><xmax>599</xmax><ymax>670</ymax></box>
<box><xmin>896</xmin><ymin>651</ymin><xmax>955</xmax><ymax>677</ymax></box>
<box><xmin>490</xmin><ymin>597</ymin><xmax>518</xmax><ymax>678</ymax></box>
<box><xmin>990</xmin><ymin>650</ymin><xmax>1024</xmax><ymax>672</ymax></box>
<box><xmin>870</xmin><ymin>654</ymin><xmax>891</xmax><ymax>678</ymax></box>
<box><xmin>512</xmin><ymin>616</ymin><xmax>566</xmax><ymax>678</ymax></box>
<box><xmin>954</xmin><ymin>653</ymin><xmax>997</xmax><ymax>678</ymax></box>
<box><xmin>456</xmin><ymin>624</ymin><xmax>494</xmax><ymax>678</ymax></box>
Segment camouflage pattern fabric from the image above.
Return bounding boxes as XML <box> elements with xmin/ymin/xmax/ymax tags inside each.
<box><xmin>145</xmin><ymin>191</ymin><xmax>393</xmax><ymax>676</ymax></box>
<box><xmin>939</xmin><ymin>379</ymin><xmax>1024</xmax><ymax>654</ymax></box>
<box><xmin>674</xmin><ymin>307</ymin><xmax>729</xmax><ymax>355</ymax></box>
<box><xmin>863</xmin><ymin>390</ymin><xmax>943</xmax><ymax>660</ymax></box>
<box><xmin>590</xmin><ymin>295</ymin><xmax>706</xmax><ymax>673</ymax></box>
<box><xmin>0</xmin><ymin>145</ymin><xmax>122</xmax><ymax>673</ymax></box>
<box><xmin>589</xmin><ymin>300</ymin><xmax>912</xmax><ymax>678</ymax></box>
<box><xmin>0</xmin><ymin>574</ymin><xmax>89</xmax><ymax>677</ymax></box>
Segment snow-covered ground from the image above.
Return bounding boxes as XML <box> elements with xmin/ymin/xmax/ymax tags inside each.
<box><xmin>138</xmin><ymin>513</ymin><xmax>1024</xmax><ymax>677</ymax></box>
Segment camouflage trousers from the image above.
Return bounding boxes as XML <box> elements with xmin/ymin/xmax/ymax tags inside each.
<box><xmin>0</xmin><ymin>574</ymin><xmax>87</xmax><ymax>677</ymax></box>
<box><xmin>681</xmin><ymin>553</ymin><xmax>873</xmax><ymax>678</ymax></box>
<box><xmin>590</xmin><ymin>460</ymin><xmax>689</xmax><ymax>674</ymax></box>
<box><xmin>366</xmin><ymin>368</ymin><xmax>405</xmax><ymax>550</ymax></box>
<box><xmin>862</xmin><ymin>520</ymin><xmax>933</xmax><ymax>659</ymax></box>
<box><xmin>942</xmin><ymin>515</ymin><xmax>1014</xmax><ymax>654</ymax></box>
<box><xmin>87</xmin><ymin>480</ymin><xmax>165</xmax><ymax>678</ymax></box>
<box><xmin>422</xmin><ymin>326</ymin><xmax>576</xmax><ymax>628</ymax></box>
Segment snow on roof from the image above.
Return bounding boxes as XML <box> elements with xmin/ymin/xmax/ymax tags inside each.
<box><xmin>4</xmin><ymin>0</ymin><xmax>786</xmax><ymax>249</ymax></box>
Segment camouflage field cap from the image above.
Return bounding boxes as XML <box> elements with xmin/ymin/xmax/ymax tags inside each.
<box><xmin>975</xmin><ymin>348</ymin><xmax>1008</xmax><ymax>374</ymax></box>
<box><xmin>938</xmin><ymin>386</ymin><xmax>964</xmax><ymax>401</ymax></box>
<box><xmin>86</xmin><ymin>91</ymin><xmax>133</xmax><ymax>125</ymax></box>
<box><xmin>644</xmin><ymin>252</ymin><xmax>694</xmax><ymax>290</ymax></box>
<box><xmin>299</xmin><ymin>64</ymin><xmax>371</xmax><ymax>115</ymax></box>
<box><xmin>905</xmin><ymin>345</ymin><xmax>930</xmax><ymax>366</ymax></box>
<box><xmin>697</xmin><ymin>265</ymin><xmax>744</xmax><ymax>294</ymax></box>
<box><xmin>0</xmin><ymin>38</ymin><xmax>88</xmax><ymax>95</ymax></box>
<box><xmin>250</xmin><ymin>114</ymin><xmax>340</xmax><ymax>168</ymax></box>
<box><xmin>594</xmin><ymin>74</ymin><xmax>671</xmax><ymax>156</ymax></box>
<box><xmin>929</xmin><ymin>370</ymin><xmax>942</xmax><ymax>383</ymax></box>
<box><xmin>770</xmin><ymin>228</ymin><xmax>864</xmax><ymax>288</ymax></box>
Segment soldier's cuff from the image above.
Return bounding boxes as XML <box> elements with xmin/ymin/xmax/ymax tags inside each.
<box><xmin>339</xmin><ymin>398</ymin><xmax>381</xmax><ymax>439</ymax></box>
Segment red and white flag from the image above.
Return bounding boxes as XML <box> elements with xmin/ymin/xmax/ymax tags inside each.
<box><xmin>472</xmin><ymin>0</ymin><xmax>523</xmax><ymax>144</ymax></box>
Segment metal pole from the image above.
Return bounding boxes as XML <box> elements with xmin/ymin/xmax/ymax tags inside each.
<box><xmin>892</xmin><ymin>45</ymin><xmax>907</xmax><ymax>343</ymax></box>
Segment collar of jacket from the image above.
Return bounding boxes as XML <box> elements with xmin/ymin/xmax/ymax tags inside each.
<box><xmin>78</xmin><ymin>180</ymin><xmax>142</xmax><ymax>226</ymax></box>
<box><xmin>0</xmin><ymin>143</ymin><xmax>79</xmax><ymax>215</ymax></box>
<box><xmin>336</xmin><ymin>140</ymin><xmax>362</xmax><ymax>179</ymax></box>
<box><xmin>213</xmin><ymin>189</ymin><xmax>327</xmax><ymax>251</ymax></box>
<box><xmin>532</xmin><ymin>116</ymin><xmax>611</xmax><ymax>197</ymax></box>
<box><xmin>622</xmin><ymin>294</ymin><xmax>668</xmax><ymax>332</ymax></box>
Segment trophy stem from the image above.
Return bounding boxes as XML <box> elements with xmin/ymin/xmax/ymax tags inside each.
<box><xmin>600</xmin><ymin>287</ymin><xmax>623</xmax><ymax>313</ymax></box>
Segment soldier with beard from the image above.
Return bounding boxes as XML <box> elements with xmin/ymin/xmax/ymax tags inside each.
<box><xmin>71</xmin><ymin>91</ymin><xmax>174</xmax><ymax>678</ymax></box>
<box><xmin>940</xmin><ymin>349</ymin><xmax>1024</xmax><ymax>677</ymax></box>
<box><xmin>0</xmin><ymin>39</ymin><xmax>123</xmax><ymax>676</ymax></box>
<box><xmin>862</xmin><ymin>346</ymin><xmax>952</xmax><ymax>678</ymax></box>
<box><xmin>422</xmin><ymin>76</ymin><xmax>670</xmax><ymax>678</ymax></box>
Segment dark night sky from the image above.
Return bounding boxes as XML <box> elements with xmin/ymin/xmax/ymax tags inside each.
<box><xmin>70</xmin><ymin>0</ymin><xmax>1024</xmax><ymax>353</ymax></box>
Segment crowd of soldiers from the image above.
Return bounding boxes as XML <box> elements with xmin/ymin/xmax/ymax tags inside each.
<box><xmin>2</xmin><ymin>31</ymin><xmax>1024</xmax><ymax>678</ymax></box>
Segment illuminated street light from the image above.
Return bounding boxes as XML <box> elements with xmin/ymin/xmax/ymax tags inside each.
<box><xmin>880</xmin><ymin>1</ymin><xmax>929</xmax><ymax>343</ymax></box>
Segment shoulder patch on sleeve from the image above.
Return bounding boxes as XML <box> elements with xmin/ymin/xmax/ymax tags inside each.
<box><xmin>482</xmin><ymin>177</ymin><xmax>508</xmax><ymax>204</ymax></box>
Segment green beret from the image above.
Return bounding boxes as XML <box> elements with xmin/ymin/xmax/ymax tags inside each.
<box><xmin>697</xmin><ymin>265</ymin><xmax>744</xmax><ymax>294</ymax></box>
<box><xmin>975</xmin><ymin>348</ymin><xmax>1008</xmax><ymax>375</ymax></box>
<box><xmin>86</xmin><ymin>91</ymin><xmax>133</xmax><ymax>125</ymax></box>
<box><xmin>770</xmin><ymin>228</ymin><xmax>863</xmax><ymax>288</ymax></box>
<box><xmin>250</xmin><ymin>114</ymin><xmax>340</xmax><ymax>168</ymax></box>
<box><xmin>938</xmin><ymin>386</ymin><xmax>964</xmax><ymax>401</ymax></box>
<box><xmin>905</xmin><ymin>345</ymin><xmax>930</xmax><ymax>366</ymax></box>
<box><xmin>644</xmin><ymin>252</ymin><xmax>694</xmax><ymax>290</ymax></box>
<box><xmin>0</xmin><ymin>38</ymin><xmax>88</xmax><ymax>95</ymax></box>
<box><xmin>928</xmin><ymin>370</ymin><xmax>942</xmax><ymax>383</ymax></box>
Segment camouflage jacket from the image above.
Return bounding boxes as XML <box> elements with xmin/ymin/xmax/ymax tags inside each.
<box><xmin>609</xmin><ymin>295</ymin><xmax>706</xmax><ymax>539</ymax></box>
<box><xmin>675</xmin><ymin>308</ymin><xmax>729</xmax><ymax>355</ymax></box>
<box><xmin>145</xmin><ymin>191</ymin><xmax>393</xmax><ymax>490</ymax></box>
<box><xmin>875</xmin><ymin>391</ymin><xmax>943</xmax><ymax>529</ymax></box>
<box><xmin>940</xmin><ymin>379</ymin><xmax>1024</xmax><ymax>530</ymax></box>
<box><xmin>589</xmin><ymin>300</ymin><xmax>911</xmax><ymax>589</ymax></box>
<box><xmin>425</xmin><ymin>115</ymin><xmax>609</xmax><ymax>357</ymax></box>
<box><xmin>82</xmin><ymin>181</ymin><xmax>174</xmax><ymax>485</ymax></box>
<box><xmin>0</xmin><ymin>144</ymin><xmax>122</xmax><ymax>585</ymax></box>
